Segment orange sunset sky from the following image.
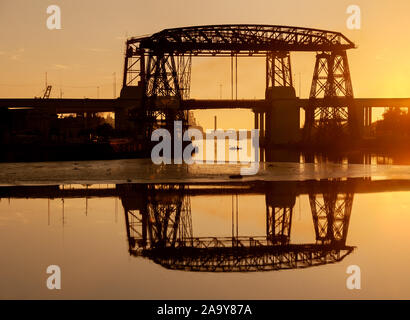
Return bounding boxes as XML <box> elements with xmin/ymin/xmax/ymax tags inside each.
<box><xmin>1</xmin><ymin>0</ymin><xmax>409</xmax><ymax>129</ymax></box>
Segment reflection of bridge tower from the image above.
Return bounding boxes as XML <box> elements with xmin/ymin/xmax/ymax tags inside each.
<box><xmin>304</xmin><ymin>51</ymin><xmax>360</xmax><ymax>141</ymax></box>
<box><xmin>309</xmin><ymin>180</ymin><xmax>354</xmax><ymax>245</ymax></box>
<box><xmin>119</xmin><ymin>184</ymin><xmax>192</xmax><ymax>253</ymax></box>
<box><xmin>265</xmin><ymin>191</ymin><xmax>296</xmax><ymax>245</ymax></box>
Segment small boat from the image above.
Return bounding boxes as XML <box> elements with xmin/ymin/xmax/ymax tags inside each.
<box><xmin>229</xmin><ymin>146</ymin><xmax>242</xmax><ymax>150</ymax></box>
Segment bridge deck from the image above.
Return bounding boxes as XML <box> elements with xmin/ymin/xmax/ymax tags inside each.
<box><xmin>2</xmin><ymin>179</ymin><xmax>410</xmax><ymax>199</ymax></box>
<box><xmin>1</xmin><ymin>97</ymin><xmax>410</xmax><ymax>113</ymax></box>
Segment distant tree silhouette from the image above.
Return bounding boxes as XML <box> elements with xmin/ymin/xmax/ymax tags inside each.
<box><xmin>376</xmin><ymin>107</ymin><xmax>410</xmax><ymax>138</ymax></box>
<box><xmin>95</xmin><ymin>123</ymin><xmax>114</xmax><ymax>139</ymax></box>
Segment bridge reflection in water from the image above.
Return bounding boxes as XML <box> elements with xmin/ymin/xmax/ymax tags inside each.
<box><xmin>119</xmin><ymin>180</ymin><xmax>356</xmax><ymax>272</ymax></box>
<box><xmin>0</xmin><ymin>179</ymin><xmax>363</xmax><ymax>272</ymax></box>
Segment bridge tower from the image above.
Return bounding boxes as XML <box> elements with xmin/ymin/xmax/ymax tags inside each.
<box><xmin>304</xmin><ymin>51</ymin><xmax>362</xmax><ymax>142</ymax></box>
<box><xmin>120</xmin><ymin>43</ymin><xmax>192</xmax><ymax>142</ymax></box>
<box><xmin>308</xmin><ymin>180</ymin><xmax>354</xmax><ymax>245</ymax></box>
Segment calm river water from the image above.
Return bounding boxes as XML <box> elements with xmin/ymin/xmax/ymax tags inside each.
<box><xmin>1</xmin><ymin>173</ymin><xmax>410</xmax><ymax>299</ymax></box>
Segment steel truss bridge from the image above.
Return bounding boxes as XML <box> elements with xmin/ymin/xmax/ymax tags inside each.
<box><xmin>114</xmin><ymin>24</ymin><xmax>409</xmax><ymax>140</ymax></box>
<box><xmin>2</xmin><ymin>25</ymin><xmax>410</xmax><ymax>144</ymax></box>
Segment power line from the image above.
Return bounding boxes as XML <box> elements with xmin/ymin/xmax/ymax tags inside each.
<box><xmin>0</xmin><ymin>83</ymin><xmax>40</xmax><ymax>87</ymax></box>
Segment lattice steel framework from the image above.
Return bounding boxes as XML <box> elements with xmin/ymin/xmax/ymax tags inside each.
<box><xmin>123</xmin><ymin>25</ymin><xmax>355</xmax><ymax>140</ymax></box>
<box><xmin>124</xmin><ymin>184</ymin><xmax>193</xmax><ymax>251</ymax></box>
<box><xmin>144</xmin><ymin>53</ymin><xmax>192</xmax><ymax>99</ymax></box>
<box><xmin>266</xmin><ymin>51</ymin><xmax>293</xmax><ymax>88</ymax></box>
<box><xmin>124</xmin><ymin>25</ymin><xmax>354</xmax><ymax>92</ymax></box>
<box><xmin>266</xmin><ymin>207</ymin><xmax>293</xmax><ymax>245</ymax></box>
<box><xmin>309</xmin><ymin>181</ymin><xmax>354</xmax><ymax>245</ymax></box>
<box><xmin>305</xmin><ymin>51</ymin><xmax>354</xmax><ymax>136</ymax></box>
<box><xmin>126</xmin><ymin>25</ymin><xmax>355</xmax><ymax>57</ymax></box>
<box><xmin>123</xmin><ymin>48</ymin><xmax>192</xmax><ymax>134</ymax></box>
<box><xmin>265</xmin><ymin>192</ymin><xmax>295</xmax><ymax>245</ymax></box>
<box><xmin>141</xmin><ymin>241</ymin><xmax>354</xmax><ymax>272</ymax></box>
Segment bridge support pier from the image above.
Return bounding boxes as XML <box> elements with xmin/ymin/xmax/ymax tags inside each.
<box><xmin>117</xmin><ymin>85</ymin><xmax>144</xmax><ymax>136</ymax></box>
<box><xmin>265</xmin><ymin>87</ymin><xmax>300</xmax><ymax>145</ymax></box>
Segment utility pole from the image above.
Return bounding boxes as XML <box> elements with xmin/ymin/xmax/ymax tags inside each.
<box><xmin>231</xmin><ymin>55</ymin><xmax>233</xmax><ymax>100</ymax></box>
<box><xmin>299</xmin><ymin>72</ymin><xmax>301</xmax><ymax>97</ymax></box>
<box><xmin>113</xmin><ymin>72</ymin><xmax>116</xmax><ymax>98</ymax></box>
<box><xmin>214</xmin><ymin>115</ymin><xmax>217</xmax><ymax>162</ymax></box>
<box><xmin>235</xmin><ymin>54</ymin><xmax>238</xmax><ymax>100</ymax></box>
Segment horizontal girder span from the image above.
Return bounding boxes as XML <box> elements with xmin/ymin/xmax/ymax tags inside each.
<box><xmin>135</xmin><ymin>241</ymin><xmax>354</xmax><ymax>272</ymax></box>
<box><xmin>127</xmin><ymin>25</ymin><xmax>355</xmax><ymax>55</ymax></box>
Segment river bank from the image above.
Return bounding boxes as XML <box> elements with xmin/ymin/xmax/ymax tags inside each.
<box><xmin>1</xmin><ymin>158</ymin><xmax>410</xmax><ymax>186</ymax></box>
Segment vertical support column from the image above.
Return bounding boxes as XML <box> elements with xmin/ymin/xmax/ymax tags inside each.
<box><xmin>363</xmin><ymin>106</ymin><xmax>373</xmax><ymax>137</ymax></box>
<box><xmin>122</xmin><ymin>44</ymin><xmax>145</xmax><ymax>89</ymax></box>
<box><xmin>303</xmin><ymin>106</ymin><xmax>315</xmax><ymax>140</ymax></box>
<box><xmin>139</xmin><ymin>49</ymin><xmax>146</xmax><ymax>94</ymax></box>
<box><xmin>369</xmin><ymin>107</ymin><xmax>372</xmax><ymax>126</ymax></box>
<box><xmin>260</xmin><ymin>112</ymin><xmax>265</xmax><ymax>139</ymax></box>
<box><xmin>122</xmin><ymin>42</ymin><xmax>132</xmax><ymax>88</ymax></box>
<box><xmin>254</xmin><ymin>111</ymin><xmax>259</xmax><ymax>130</ymax></box>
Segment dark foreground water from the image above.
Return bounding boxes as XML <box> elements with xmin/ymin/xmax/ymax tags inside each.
<box><xmin>1</xmin><ymin>177</ymin><xmax>410</xmax><ymax>299</ymax></box>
